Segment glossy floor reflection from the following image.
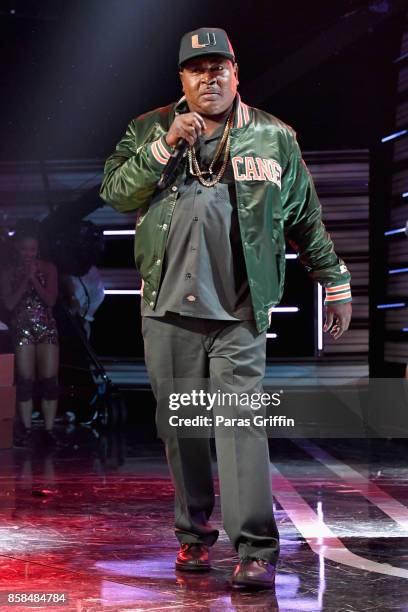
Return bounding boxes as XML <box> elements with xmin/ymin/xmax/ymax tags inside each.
<box><xmin>1</xmin><ymin>428</ymin><xmax>408</xmax><ymax>610</ymax></box>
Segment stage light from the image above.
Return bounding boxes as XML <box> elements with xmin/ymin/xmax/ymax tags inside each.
<box><xmin>103</xmin><ymin>229</ymin><xmax>135</xmax><ymax>236</ymax></box>
<box><xmin>389</xmin><ymin>267</ymin><xmax>408</xmax><ymax>274</ymax></box>
<box><xmin>377</xmin><ymin>302</ymin><xmax>406</xmax><ymax>309</ymax></box>
<box><xmin>381</xmin><ymin>129</ymin><xmax>407</xmax><ymax>143</ymax></box>
<box><xmin>384</xmin><ymin>227</ymin><xmax>405</xmax><ymax>236</ymax></box>
<box><xmin>394</xmin><ymin>51</ymin><xmax>408</xmax><ymax>64</ymax></box>
<box><xmin>271</xmin><ymin>307</ymin><xmax>299</xmax><ymax>312</ymax></box>
<box><xmin>104</xmin><ymin>289</ymin><xmax>141</xmax><ymax>295</ymax></box>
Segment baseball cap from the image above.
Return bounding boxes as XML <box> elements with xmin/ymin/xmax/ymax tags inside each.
<box><xmin>179</xmin><ymin>27</ymin><xmax>235</xmax><ymax>68</ymax></box>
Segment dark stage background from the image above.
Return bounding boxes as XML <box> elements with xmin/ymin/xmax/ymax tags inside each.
<box><xmin>0</xmin><ymin>0</ymin><xmax>406</xmax><ymax>371</ymax></box>
<box><xmin>0</xmin><ymin>0</ymin><xmax>403</xmax><ymax>158</ymax></box>
<box><xmin>1</xmin><ymin>5</ymin><xmax>408</xmax><ymax>610</ymax></box>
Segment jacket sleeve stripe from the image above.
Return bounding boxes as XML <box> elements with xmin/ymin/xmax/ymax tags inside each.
<box><xmin>325</xmin><ymin>291</ymin><xmax>352</xmax><ymax>302</ymax></box>
<box><xmin>151</xmin><ymin>139</ymin><xmax>169</xmax><ymax>165</ymax></box>
<box><xmin>157</xmin><ymin>137</ymin><xmax>172</xmax><ymax>161</ymax></box>
<box><xmin>326</xmin><ymin>283</ymin><xmax>350</xmax><ymax>293</ymax></box>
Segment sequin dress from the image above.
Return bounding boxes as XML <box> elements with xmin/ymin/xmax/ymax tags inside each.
<box><xmin>10</xmin><ymin>267</ymin><xmax>59</xmax><ymax>347</ymax></box>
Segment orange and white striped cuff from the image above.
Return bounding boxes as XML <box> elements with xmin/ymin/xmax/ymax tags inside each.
<box><xmin>150</xmin><ymin>136</ymin><xmax>172</xmax><ymax>166</ymax></box>
<box><xmin>324</xmin><ymin>283</ymin><xmax>352</xmax><ymax>304</ymax></box>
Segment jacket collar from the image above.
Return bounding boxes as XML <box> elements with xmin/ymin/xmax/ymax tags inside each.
<box><xmin>173</xmin><ymin>93</ymin><xmax>251</xmax><ymax>129</ymax></box>
<box><xmin>234</xmin><ymin>93</ymin><xmax>251</xmax><ymax>129</ymax></box>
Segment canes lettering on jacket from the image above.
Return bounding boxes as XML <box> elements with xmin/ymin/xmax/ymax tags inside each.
<box><xmin>232</xmin><ymin>156</ymin><xmax>282</xmax><ymax>188</ymax></box>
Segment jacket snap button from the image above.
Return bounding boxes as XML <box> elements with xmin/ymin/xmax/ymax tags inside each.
<box><xmin>171</xmin><ymin>186</ymin><xmax>178</xmax><ymax>192</ymax></box>
<box><xmin>156</xmin><ymin>259</ymin><xmax>161</xmax><ymax>265</ymax></box>
<box><xmin>152</xmin><ymin>291</ymin><xmax>156</xmax><ymax>296</ymax></box>
<box><xmin>162</xmin><ymin>224</ymin><xmax>168</xmax><ymax>230</ymax></box>
<box><xmin>149</xmin><ymin>301</ymin><xmax>154</xmax><ymax>307</ymax></box>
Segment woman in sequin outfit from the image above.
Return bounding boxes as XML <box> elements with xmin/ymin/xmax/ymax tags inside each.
<box><xmin>0</xmin><ymin>224</ymin><xmax>59</xmax><ymax>446</ymax></box>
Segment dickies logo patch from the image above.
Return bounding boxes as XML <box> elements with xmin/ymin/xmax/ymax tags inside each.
<box><xmin>232</xmin><ymin>156</ymin><xmax>282</xmax><ymax>188</ymax></box>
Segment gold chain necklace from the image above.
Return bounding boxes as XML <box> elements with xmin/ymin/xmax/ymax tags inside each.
<box><xmin>187</xmin><ymin>110</ymin><xmax>234</xmax><ymax>187</ymax></box>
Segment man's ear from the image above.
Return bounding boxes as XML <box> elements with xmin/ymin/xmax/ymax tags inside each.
<box><xmin>179</xmin><ymin>70</ymin><xmax>185</xmax><ymax>93</ymax></box>
<box><xmin>234</xmin><ymin>62</ymin><xmax>239</xmax><ymax>86</ymax></box>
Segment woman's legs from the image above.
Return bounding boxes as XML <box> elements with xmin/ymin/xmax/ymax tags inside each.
<box><xmin>36</xmin><ymin>343</ymin><xmax>59</xmax><ymax>431</ymax></box>
<box><xmin>15</xmin><ymin>344</ymin><xmax>36</xmax><ymax>430</ymax></box>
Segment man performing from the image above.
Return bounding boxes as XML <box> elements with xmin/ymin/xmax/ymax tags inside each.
<box><xmin>100</xmin><ymin>27</ymin><xmax>352</xmax><ymax>589</ymax></box>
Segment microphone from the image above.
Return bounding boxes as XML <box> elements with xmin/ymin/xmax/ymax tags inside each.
<box><xmin>157</xmin><ymin>139</ymin><xmax>189</xmax><ymax>190</ymax></box>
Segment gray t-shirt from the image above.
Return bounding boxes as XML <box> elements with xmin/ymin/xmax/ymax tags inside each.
<box><xmin>141</xmin><ymin>124</ymin><xmax>254</xmax><ymax>320</ymax></box>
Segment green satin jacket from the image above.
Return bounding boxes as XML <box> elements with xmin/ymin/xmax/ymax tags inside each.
<box><xmin>100</xmin><ymin>94</ymin><xmax>351</xmax><ymax>333</ymax></box>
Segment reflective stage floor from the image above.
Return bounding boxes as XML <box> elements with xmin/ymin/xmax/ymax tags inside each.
<box><xmin>1</xmin><ymin>428</ymin><xmax>408</xmax><ymax>611</ymax></box>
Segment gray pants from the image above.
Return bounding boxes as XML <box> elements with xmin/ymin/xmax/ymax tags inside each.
<box><xmin>141</xmin><ymin>313</ymin><xmax>279</xmax><ymax>562</ymax></box>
